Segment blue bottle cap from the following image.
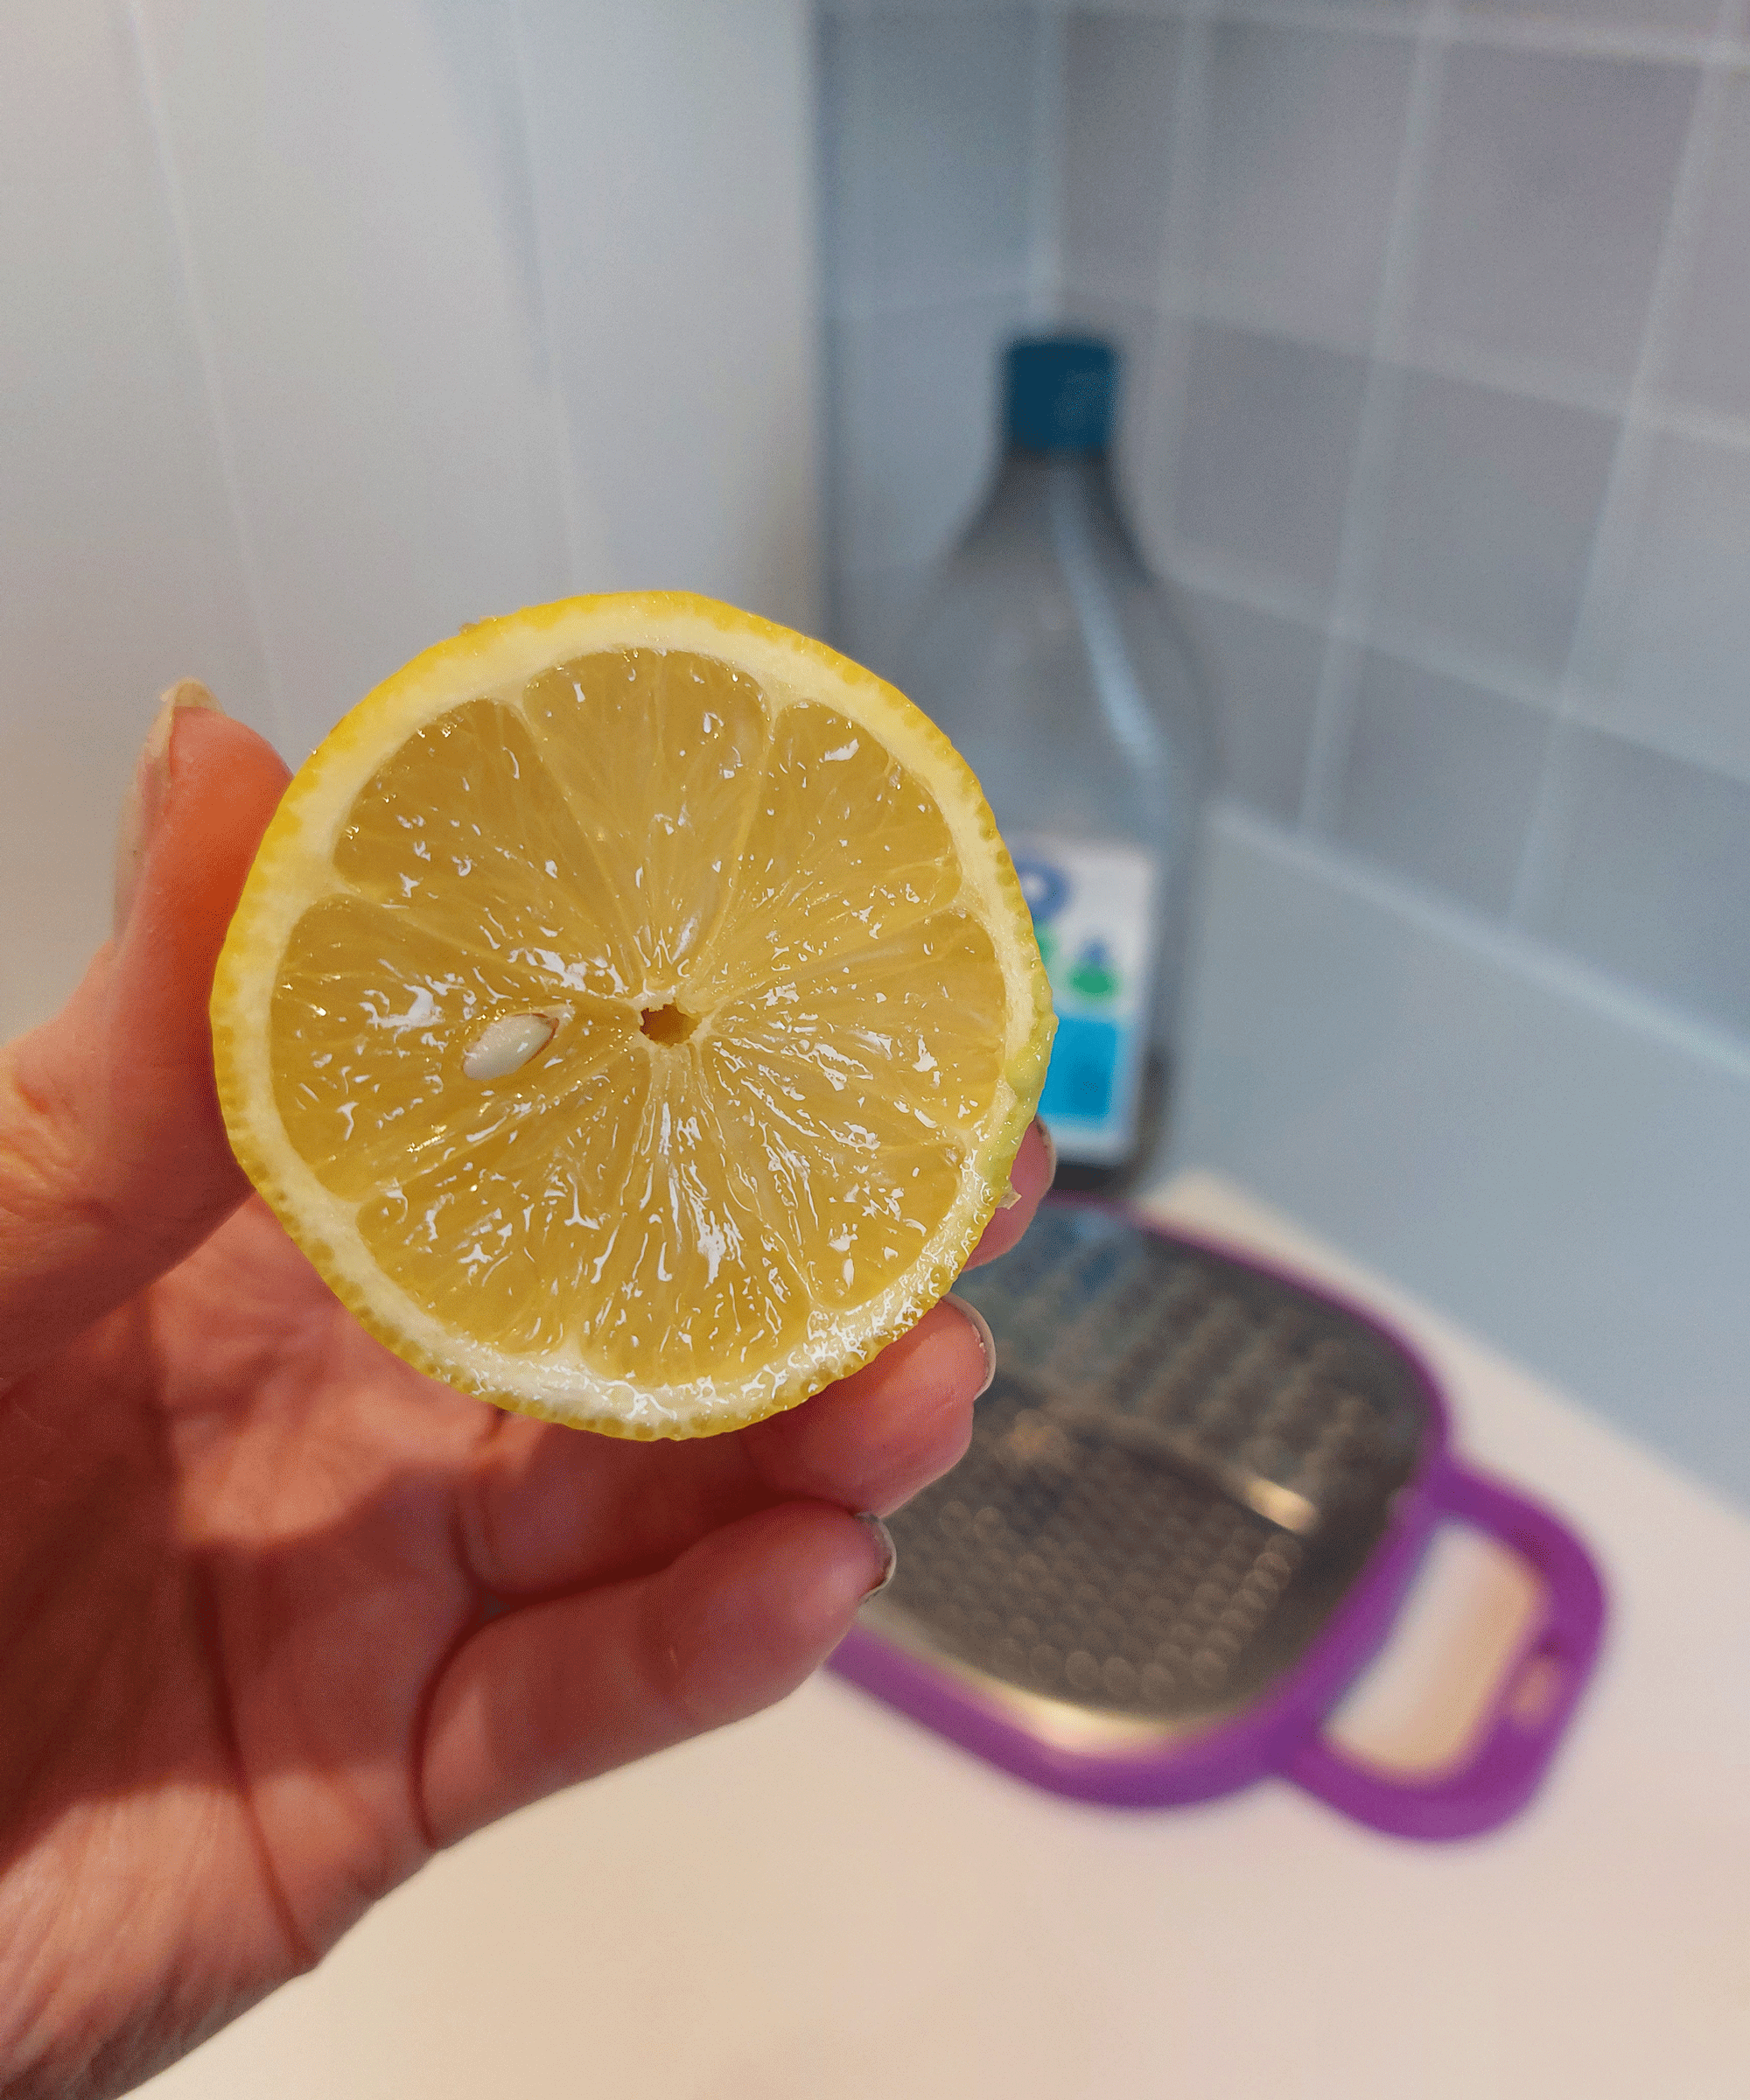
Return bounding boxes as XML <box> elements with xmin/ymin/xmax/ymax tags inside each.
<box><xmin>1004</xmin><ymin>336</ymin><xmax>1116</xmax><ymax>453</ymax></box>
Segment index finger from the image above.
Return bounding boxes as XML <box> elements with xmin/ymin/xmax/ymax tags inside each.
<box><xmin>961</xmin><ymin>1116</ymin><xmax>1054</xmax><ymax>1274</ymax></box>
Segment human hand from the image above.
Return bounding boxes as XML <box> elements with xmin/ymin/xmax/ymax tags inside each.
<box><xmin>0</xmin><ymin>690</ymin><xmax>1051</xmax><ymax>2099</ymax></box>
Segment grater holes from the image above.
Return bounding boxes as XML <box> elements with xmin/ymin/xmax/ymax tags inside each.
<box><xmin>878</xmin><ymin>1210</ymin><xmax>1421</xmax><ymax>1721</ymax></box>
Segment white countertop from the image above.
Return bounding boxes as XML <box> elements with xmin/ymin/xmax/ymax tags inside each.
<box><xmin>144</xmin><ymin>1173</ymin><xmax>1750</xmax><ymax>2100</ymax></box>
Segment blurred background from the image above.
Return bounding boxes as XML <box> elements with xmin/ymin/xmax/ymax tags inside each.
<box><xmin>4</xmin><ymin>5</ymin><xmax>1747</xmax><ymax>2095</ymax></box>
<box><xmin>2</xmin><ymin>1</ymin><xmax>1745</xmax><ymax>1485</ymax></box>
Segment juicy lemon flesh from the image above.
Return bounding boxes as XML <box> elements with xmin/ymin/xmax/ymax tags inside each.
<box><xmin>264</xmin><ymin>646</ymin><xmax>1012</xmax><ymax>1396</ymax></box>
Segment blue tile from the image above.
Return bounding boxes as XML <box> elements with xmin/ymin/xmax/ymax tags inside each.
<box><xmin>1410</xmin><ymin>47</ymin><xmax>1695</xmax><ymax>386</ymax></box>
<box><xmin>1457</xmin><ymin>0</ymin><xmax>1719</xmax><ymax>35</ymax></box>
<box><xmin>829</xmin><ymin>296</ymin><xmax>1023</xmax><ymax>574</ymax></box>
<box><xmin>1575</xmin><ymin>429</ymin><xmax>1750</xmax><ymax>785</ymax></box>
<box><xmin>818</xmin><ymin>9</ymin><xmax>1040</xmax><ymax>312</ymax></box>
<box><xmin>1180</xmin><ymin>587</ymin><xmax>1324</xmax><ymax>822</ymax></box>
<box><xmin>1531</xmin><ymin>725</ymin><xmax>1750</xmax><ymax>1037</ymax></box>
<box><xmin>1062</xmin><ymin>12</ymin><xmax>1180</xmax><ymax>304</ymax></box>
<box><xmin>1172</xmin><ymin>805</ymin><xmax>1750</xmax><ymax>1502</ymax></box>
<box><xmin>1171</xmin><ymin>323</ymin><xmax>1369</xmax><ymax>614</ymax></box>
<box><xmin>1191</xmin><ymin>23</ymin><xmax>1415</xmax><ymax>350</ymax></box>
<box><xmin>1373</xmin><ymin>371</ymin><xmax>1619</xmax><ymax>682</ymax></box>
<box><xmin>1667</xmin><ymin>72</ymin><xmax>1750</xmax><ymax>424</ymax></box>
<box><xmin>1332</xmin><ymin>650</ymin><xmax>1550</xmax><ymax>916</ymax></box>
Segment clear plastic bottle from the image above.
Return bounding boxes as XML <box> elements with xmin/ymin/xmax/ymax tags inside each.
<box><xmin>895</xmin><ymin>336</ymin><xmax>1210</xmax><ymax>1191</ymax></box>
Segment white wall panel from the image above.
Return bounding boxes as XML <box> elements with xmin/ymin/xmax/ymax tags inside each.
<box><xmin>131</xmin><ymin>0</ymin><xmax>573</xmax><ymax>760</ymax></box>
<box><xmin>514</xmin><ymin>0</ymin><xmax>821</xmax><ymax>630</ymax></box>
<box><xmin>0</xmin><ymin>0</ymin><xmax>270</xmax><ymax>1035</ymax></box>
<box><xmin>0</xmin><ymin>0</ymin><xmax>820</xmax><ymax>1036</ymax></box>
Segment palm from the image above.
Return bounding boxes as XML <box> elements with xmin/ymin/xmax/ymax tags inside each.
<box><xmin>0</xmin><ymin>704</ymin><xmax>1045</xmax><ymax>2097</ymax></box>
<box><xmin>2</xmin><ymin>1199</ymin><xmax>481</xmax><ymax>2082</ymax></box>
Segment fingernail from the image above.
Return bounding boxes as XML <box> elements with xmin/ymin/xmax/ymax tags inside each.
<box><xmin>114</xmin><ymin>679</ymin><xmax>222</xmax><ymax>933</ymax></box>
<box><xmin>853</xmin><ymin>1511</ymin><xmax>898</xmax><ymax>1597</ymax></box>
<box><xmin>1036</xmin><ymin>1117</ymin><xmax>1058</xmax><ymax>1191</ymax></box>
<box><xmin>945</xmin><ymin>1292</ymin><xmax>998</xmax><ymax>1399</ymax></box>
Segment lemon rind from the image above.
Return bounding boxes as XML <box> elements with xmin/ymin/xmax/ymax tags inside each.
<box><xmin>212</xmin><ymin>592</ymin><xmax>1054</xmax><ymax>1437</ymax></box>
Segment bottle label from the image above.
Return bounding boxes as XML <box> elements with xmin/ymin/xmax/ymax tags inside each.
<box><xmin>1010</xmin><ymin>833</ymin><xmax>1158</xmax><ymax>1166</ymax></box>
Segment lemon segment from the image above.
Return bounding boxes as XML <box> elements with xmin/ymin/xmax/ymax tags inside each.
<box><xmin>212</xmin><ymin>593</ymin><xmax>1054</xmax><ymax>1436</ymax></box>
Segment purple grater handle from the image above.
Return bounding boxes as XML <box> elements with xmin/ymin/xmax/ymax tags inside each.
<box><xmin>1284</xmin><ymin>1461</ymin><xmax>1607</xmax><ymax>1841</ymax></box>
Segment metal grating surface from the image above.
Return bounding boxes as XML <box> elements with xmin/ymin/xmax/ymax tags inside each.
<box><xmin>866</xmin><ymin>1203</ymin><xmax>1425</xmax><ymax>1729</ymax></box>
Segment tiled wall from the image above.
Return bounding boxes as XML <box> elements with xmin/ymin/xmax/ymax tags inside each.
<box><xmin>0</xmin><ymin>0</ymin><xmax>819</xmax><ymax>1038</ymax></box>
<box><xmin>818</xmin><ymin>0</ymin><xmax>1750</xmax><ymax>1051</ymax></box>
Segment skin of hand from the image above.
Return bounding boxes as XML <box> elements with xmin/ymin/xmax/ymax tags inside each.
<box><xmin>0</xmin><ymin>690</ymin><xmax>1052</xmax><ymax>2100</ymax></box>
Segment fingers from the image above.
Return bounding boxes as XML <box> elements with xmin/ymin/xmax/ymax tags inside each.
<box><xmin>458</xmin><ymin>1117</ymin><xmax>1047</xmax><ymax>1600</ymax></box>
<box><xmin>461</xmin><ymin>1124</ymin><xmax>1054</xmax><ymax>1601</ymax></box>
<box><xmin>430</xmin><ymin>1122</ymin><xmax>1054</xmax><ymax>1845</ymax></box>
<box><xmin>463</xmin><ymin>1296</ymin><xmax>991</xmax><ymax>1599</ymax></box>
<box><xmin>963</xmin><ymin>1117</ymin><xmax>1054</xmax><ymax>1272</ymax></box>
<box><xmin>0</xmin><ymin>698</ymin><xmax>290</xmax><ymax>1376</ymax></box>
<box><xmin>738</xmin><ymin>1296</ymin><xmax>988</xmax><ymax>1516</ymax></box>
<box><xmin>421</xmin><ymin>1499</ymin><xmax>886</xmax><ymax>1845</ymax></box>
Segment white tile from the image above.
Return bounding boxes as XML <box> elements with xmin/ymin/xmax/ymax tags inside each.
<box><xmin>1180</xmin><ymin>588</ymin><xmax>1324</xmax><ymax>822</ymax></box>
<box><xmin>1332</xmin><ymin>650</ymin><xmax>1549</xmax><ymax>916</ymax></box>
<box><xmin>1186</xmin><ymin>23</ymin><xmax>1415</xmax><ymax>352</ymax></box>
<box><xmin>830</xmin><ymin>294</ymin><xmax>1026</xmax><ymax>573</ymax></box>
<box><xmin>1574</xmin><ymin>429</ymin><xmax>1750</xmax><ymax>782</ymax></box>
<box><xmin>1665</xmin><ymin>71</ymin><xmax>1750</xmax><ymax>424</ymax></box>
<box><xmin>819</xmin><ymin>6</ymin><xmax>1040</xmax><ymax>312</ymax></box>
<box><xmin>0</xmin><ymin>0</ymin><xmax>270</xmax><ymax>1034</ymax></box>
<box><xmin>1061</xmin><ymin>12</ymin><xmax>1180</xmax><ymax>305</ymax></box>
<box><xmin>136</xmin><ymin>0</ymin><xmax>570</xmax><ymax>758</ymax></box>
<box><xmin>1529</xmin><ymin>725</ymin><xmax>1750</xmax><ymax>1037</ymax></box>
<box><xmin>1172</xmin><ymin>804</ymin><xmax>1750</xmax><ymax>1499</ymax></box>
<box><xmin>517</xmin><ymin>0</ymin><xmax>822</xmax><ymax>633</ymax></box>
<box><xmin>1408</xmin><ymin>47</ymin><xmax>1696</xmax><ymax>387</ymax></box>
<box><xmin>1372</xmin><ymin>371</ymin><xmax>1619</xmax><ymax>683</ymax></box>
<box><xmin>1169</xmin><ymin>322</ymin><xmax>1370</xmax><ymax>617</ymax></box>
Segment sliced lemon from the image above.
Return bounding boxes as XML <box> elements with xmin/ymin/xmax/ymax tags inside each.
<box><xmin>211</xmin><ymin>593</ymin><xmax>1054</xmax><ymax>1437</ymax></box>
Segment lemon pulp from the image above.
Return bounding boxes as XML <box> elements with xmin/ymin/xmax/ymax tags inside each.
<box><xmin>215</xmin><ymin>598</ymin><xmax>1052</xmax><ymax>1435</ymax></box>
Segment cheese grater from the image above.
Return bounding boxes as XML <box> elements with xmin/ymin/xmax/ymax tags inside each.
<box><xmin>831</xmin><ymin>1199</ymin><xmax>1607</xmax><ymax>1841</ymax></box>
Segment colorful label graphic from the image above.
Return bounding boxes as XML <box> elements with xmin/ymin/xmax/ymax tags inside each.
<box><xmin>1010</xmin><ymin>832</ymin><xmax>1158</xmax><ymax>1166</ymax></box>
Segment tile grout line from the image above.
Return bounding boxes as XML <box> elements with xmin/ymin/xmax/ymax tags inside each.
<box><xmin>116</xmin><ymin>0</ymin><xmax>286</xmax><ymax>746</ymax></box>
<box><xmin>845</xmin><ymin>273</ymin><xmax>1750</xmax><ymax>463</ymax></box>
<box><xmin>1129</xmin><ymin>0</ymin><xmax>1214</xmax><ymax>584</ymax></box>
<box><xmin>821</xmin><ymin>0</ymin><xmax>1744</xmax><ymax>70</ymax></box>
<box><xmin>1657</xmin><ymin>392</ymin><xmax>1750</xmax><ymax>450</ymax></box>
<box><xmin>1201</xmin><ymin>0</ymin><xmax>1740</xmax><ymax>67</ymax></box>
<box><xmin>1506</xmin><ymin>0</ymin><xmax>1746</xmax><ymax>929</ymax></box>
<box><xmin>874</xmin><ymin>262</ymin><xmax>1750</xmax><ymax>455</ymax></box>
<box><xmin>820</xmin><ymin>0</ymin><xmax>1750</xmax><ymax>838</ymax></box>
<box><xmin>1155</xmin><ymin>277</ymin><xmax>1635</xmax><ymax>417</ymax></box>
<box><xmin>1215</xmin><ymin>801</ymin><xmax>1750</xmax><ymax>1083</ymax></box>
<box><xmin>1126</xmin><ymin>492</ymin><xmax>1750</xmax><ymax>790</ymax></box>
<box><xmin>1296</xmin><ymin>0</ymin><xmax>1452</xmax><ymax>836</ymax></box>
<box><xmin>502</xmin><ymin>0</ymin><xmax>591</xmax><ymax>598</ymax></box>
<box><xmin>1152</xmin><ymin>0</ymin><xmax>1214</xmax><ymax>291</ymax></box>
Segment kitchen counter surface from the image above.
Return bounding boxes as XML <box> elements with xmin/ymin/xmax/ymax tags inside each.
<box><xmin>142</xmin><ymin>1173</ymin><xmax>1750</xmax><ymax>2100</ymax></box>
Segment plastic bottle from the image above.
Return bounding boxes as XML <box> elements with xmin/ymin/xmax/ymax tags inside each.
<box><xmin>895</xmin><ymin>335</ymin><xmax>1209</xmax><ymax>1190</ymax></box>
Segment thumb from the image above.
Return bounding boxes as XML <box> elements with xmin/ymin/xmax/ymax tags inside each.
<box><xmin>0</xmin><ymin>686</ymin><xmax>292</xmax><ymax>1378</ymax></box>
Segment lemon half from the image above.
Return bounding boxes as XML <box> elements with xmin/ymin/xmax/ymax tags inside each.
<box><xmin>212</xmin><ymin>593</ymin><xmax>1054</xmax><ymax>1437</ymax></box>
